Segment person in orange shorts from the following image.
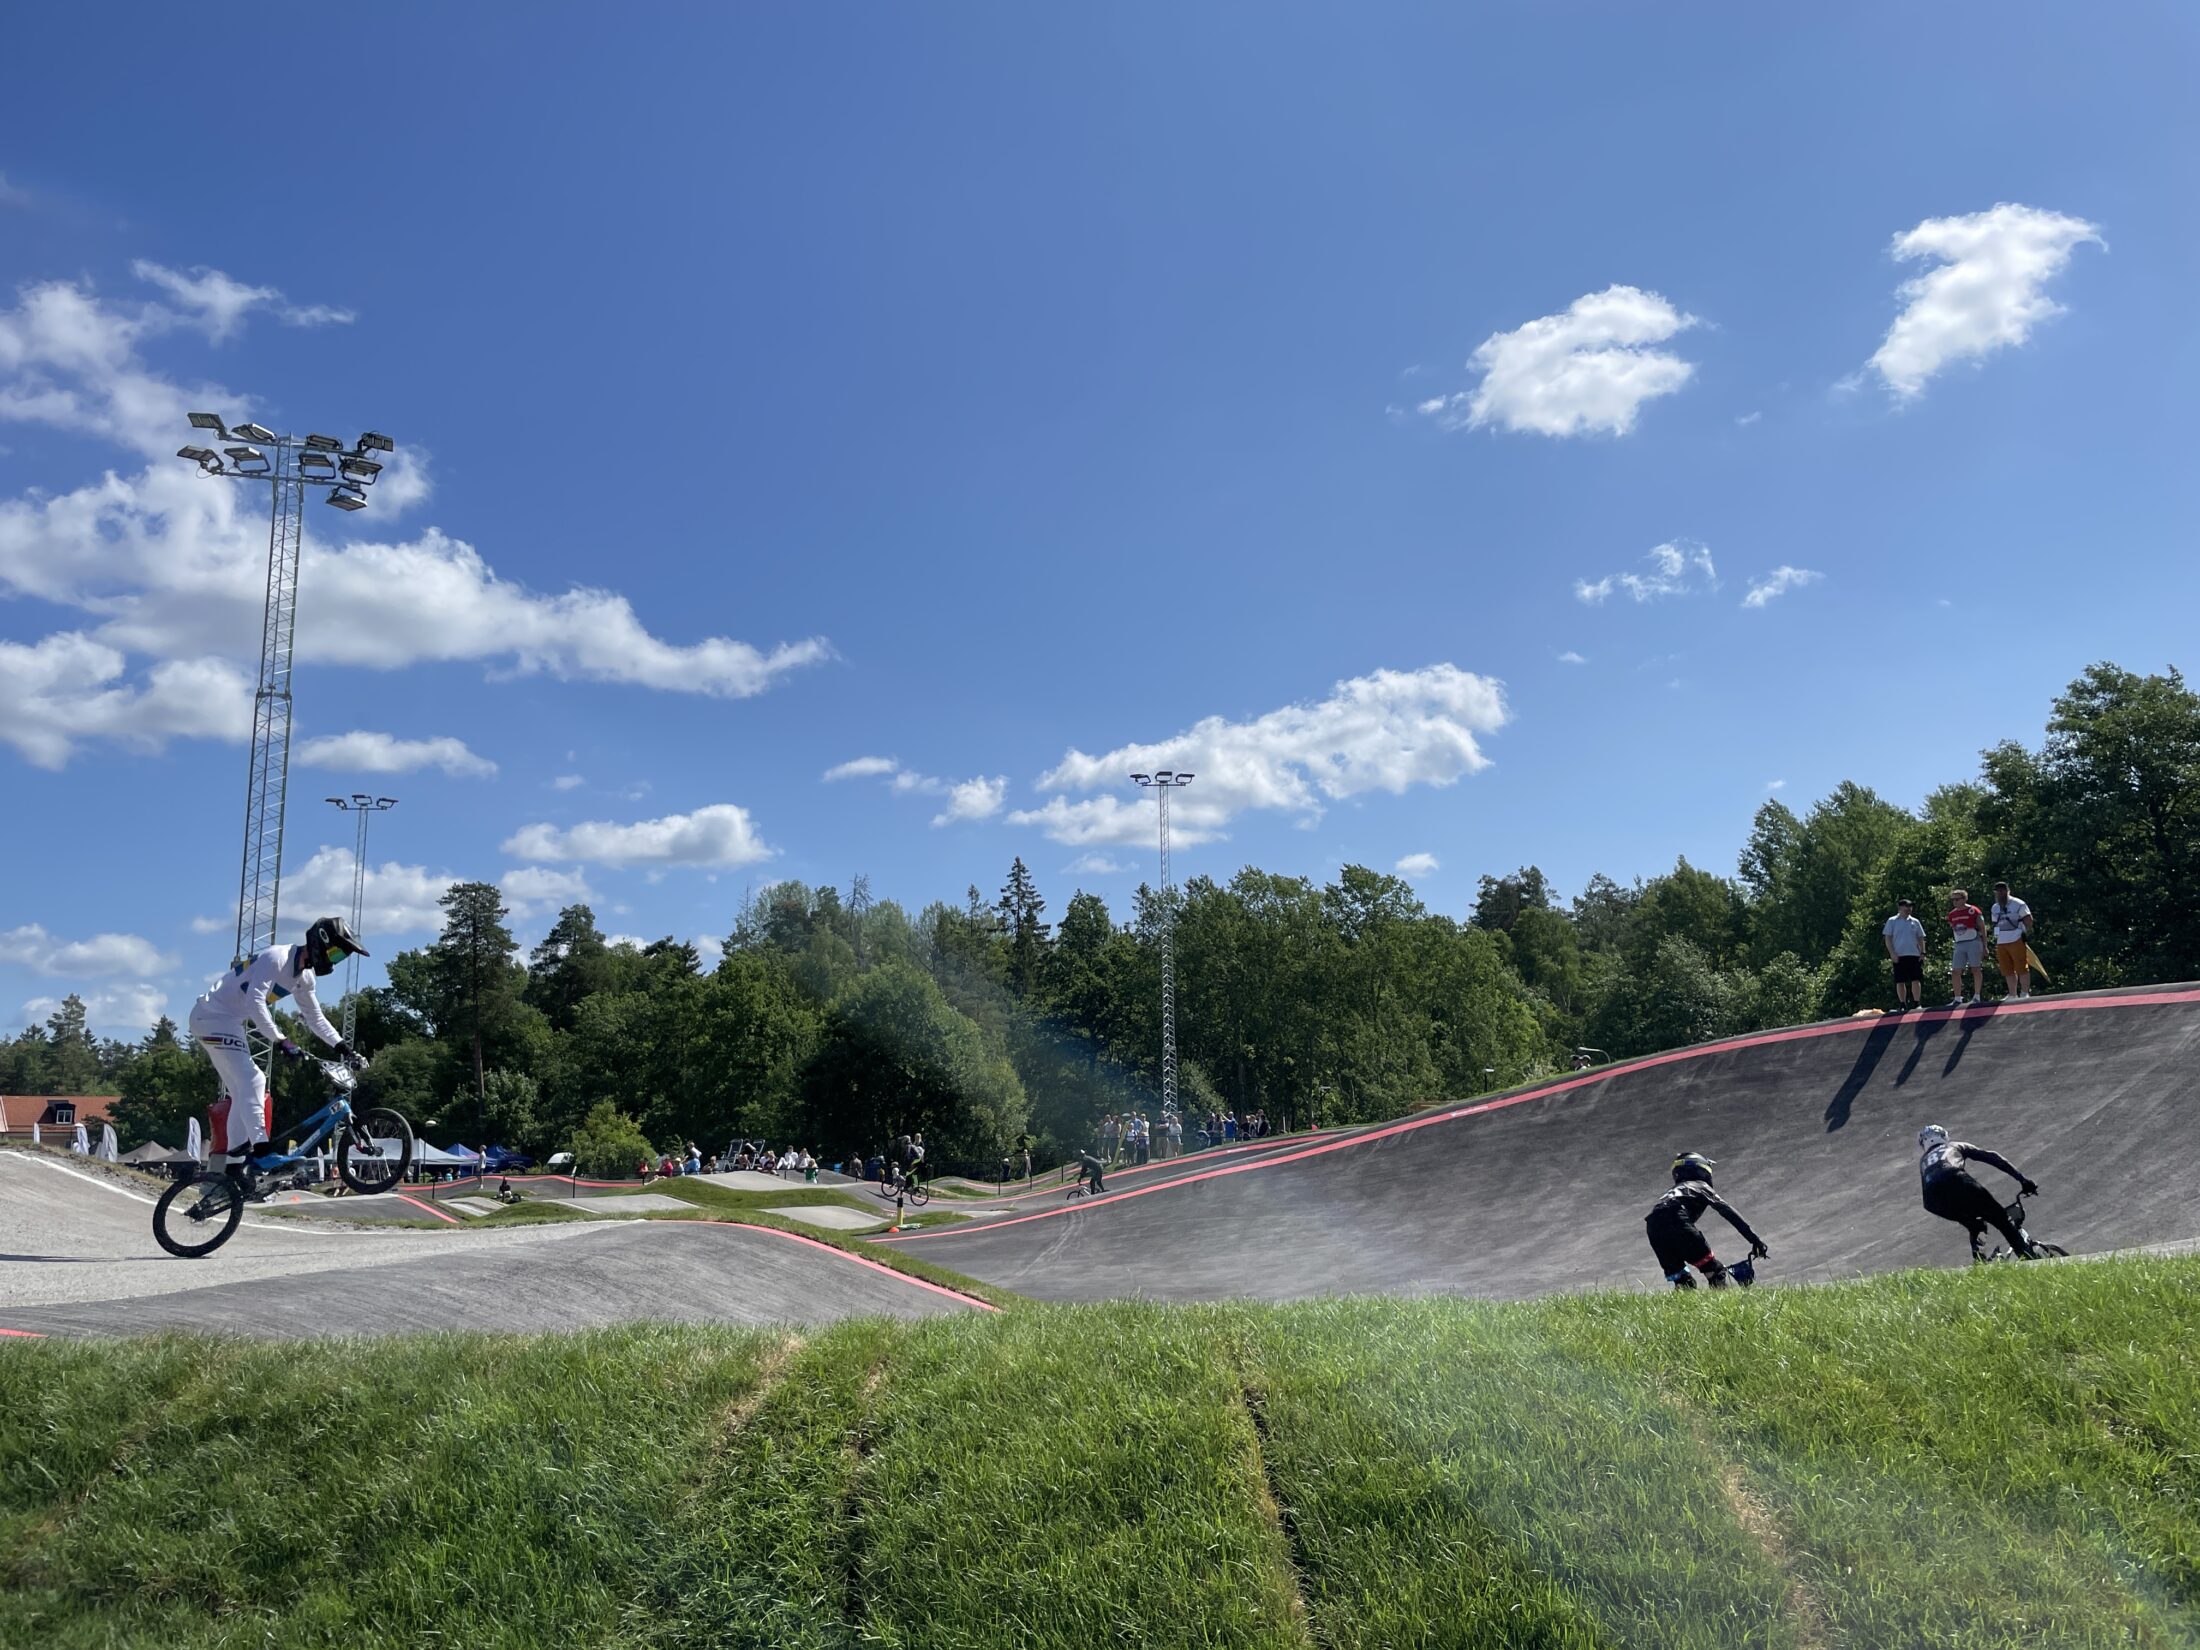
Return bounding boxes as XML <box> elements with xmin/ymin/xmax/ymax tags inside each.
<box><xmin>1989</xmin><ymin>881</ymin><xmax>2034</xmax><ymax>999</ymax></box>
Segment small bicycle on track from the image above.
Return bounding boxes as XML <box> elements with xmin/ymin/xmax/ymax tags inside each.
<box><xmin>153</xmin><ymin>1059</ymin><xmax>416</xmax><ymax>1259</ymax></box>
<box><xmin>1974</xmin><ymin>1191</ymin><xmax>2068</xmax><ymax>1263</ymax></box>
<box><xmin>873</xmin><ymin>1174</ymin><xmax>930</xmax><ymax>1208</ymax></box>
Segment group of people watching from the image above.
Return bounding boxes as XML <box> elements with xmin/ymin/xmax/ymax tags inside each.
<box><xmin>1881</xmin><ymin>881</ymin><xmax>2041</xmax><ymax>1012</ymax></box>
<box><xmin>1093</xmin><ymin>1106</ymin><xmax>1276</xmax><ymax>1166</ymax></box>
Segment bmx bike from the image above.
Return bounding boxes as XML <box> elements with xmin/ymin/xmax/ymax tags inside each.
<box><xmin>153</xmin><ymin>1059</ymin><xmax>415</xmax><ymax>1259</ymax></box>
<box><xmin>1974</xmin><ymin>1192</ymin><xmax>2068</xmax><ymax>1263</ymax></box>
<box><xmin>874</xmin><ymin>1176</ymin><xmax>930</xmax><ymax>1208</ymax></box>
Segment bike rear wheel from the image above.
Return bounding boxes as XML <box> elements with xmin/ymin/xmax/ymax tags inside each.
<box><xmin>908</xmin><ymin>1183</ymin><xmax>930</xmax><ymax>1207</ymax></box>
<box><xmin>338</xmin><ymin>1107</ymin><xmax>415</xmax><ymax>1195</ymax></box>
<box><xmin>2031</xmin><ymin>1241</ymin><xmax>2068</xmax><ymax>1258</ymax></box>
<box><xmin>153</xmin><ymin>1173</ymin><xmax>245</xmax><ymax>1259</ymax></box>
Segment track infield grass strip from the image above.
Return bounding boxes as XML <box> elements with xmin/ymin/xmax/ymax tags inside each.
<box><xmin>3</xmin><ymin>1257</ymin><xmax>2198</xmax><ymax>1647</ymax></box>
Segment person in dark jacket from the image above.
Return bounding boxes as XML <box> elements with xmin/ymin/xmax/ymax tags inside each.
<box><xmin>1916</xmin><ymin>1125</ymin><xmax>2039</xmax><ymax>1259</ymax></box>
<box><xmin>1074</xmin><ymin>1150</ymin><xmax>1107</xmax><ymax>1195</ymax></box>
<box><xmin>1646</xmin><ymin>1152</ymin><xmax>1768</xmax><ymax>1289</ymax></box>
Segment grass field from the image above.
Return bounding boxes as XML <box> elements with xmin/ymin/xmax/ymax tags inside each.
<box><xmin>5</xmin><ymin>1257</ymin><xmax>2197</xmax><ymax>1648</ymax></box>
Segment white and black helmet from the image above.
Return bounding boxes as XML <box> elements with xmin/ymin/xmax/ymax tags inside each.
<box><xmin>303</xmin><ymin>914</ymin><xmax>367</xmax><ymax>975</ymax></box>
<box><xmin>1918</xmin><ymin>1124</ymin><xmax>1950</xmax><ymax>1152</ymax></box>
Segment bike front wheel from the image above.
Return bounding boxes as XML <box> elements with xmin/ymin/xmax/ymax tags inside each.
<box><xmin>907</xmin><ymin>1183</ymin><xmax>931</xmax><ymax>1207</ymax></box>
<box><xmin>153</xmin><ymin>1173</ymin><xmax>245</xmax><ymax>1259</ymax></box>
<box><xmin>338</xmin><ymin>1107</ymin><xmax>416</xmax><ymax>1195</ymax></box>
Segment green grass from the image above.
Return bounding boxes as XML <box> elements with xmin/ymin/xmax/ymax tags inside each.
<box><xmin>5</xmin><ymin>1259</ymin><xmax>2198</xmax><ymax>1647</ymax></box>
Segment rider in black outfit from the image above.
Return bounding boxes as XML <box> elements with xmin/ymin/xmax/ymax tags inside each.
<box><xmin>1646</xmin><ymin>1152</ymin><xmax>1768</xmax><ymax>1289</ymax></box>
<box><xmin>1917</xmin><ymin>1125</ymin><xmax>2038</xmax><ymax>1258</ymax></box>
<box><xmin>1075</xmin><ymin>1151</ymin><xmax>1107</xmax><ymax>1195</ymax></box>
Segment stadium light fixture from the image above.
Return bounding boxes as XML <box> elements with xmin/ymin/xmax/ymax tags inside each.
<box><xmin>303</xmin><ymin>433</ymin><xmax>344</xmax><ymax>452</ymax></box>
<box><xmin>338</xmin><ymin>456</ymin><xmax>382</xmax><ymax>482</ymax></box>
<box><xmin>232</xmin><ymin>421</ymin><xmax>277</xmax><ymax>443</ymax></box>
<box><xmin>354</xmin><ymin>431</ymin><xmax>394</xmax><ymax>454</ymax></box>
<box><xmin>299</xmin><ymin>451</ymin><xmax>338</xmax><ymax>476</ymax></box>
<box><xmin>188</xmin><ymin>411</ymin><xmax>229</xmax><ymax>437</ymax></box>
<box><xmin>326</xmin><ymin>485</ymin><xmax>368</xmax><ymax>511</ymax></box>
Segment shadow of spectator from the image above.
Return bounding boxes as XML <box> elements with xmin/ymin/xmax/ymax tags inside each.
<box><xmin>1893</xmin><ymin>1014</ymin><xmax>1949</xmax><ymax>1086</ymax></box>
<box><xmin>1825</xmin><ymin>1017</ymin><xmax>1901</xmax><ymax>1131</ymax></box>
<box><xmin>1940</xmin><ymin>1004</ymin><xmax>1997</xmax><ymax>1078</ymax></box>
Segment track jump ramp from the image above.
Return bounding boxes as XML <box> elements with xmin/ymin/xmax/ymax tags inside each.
<box><xmin>882</xmin><ymin>985</ymin><xmax>2200</xmax><ymax>1302</ymax></box>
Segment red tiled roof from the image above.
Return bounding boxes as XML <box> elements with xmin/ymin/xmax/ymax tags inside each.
<box><xmin>0</xmin><ymin>1095</ymin><xmax>120</xmax><ymax>1133</ymax></box>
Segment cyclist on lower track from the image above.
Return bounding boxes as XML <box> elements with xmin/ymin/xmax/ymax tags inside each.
<box><xmin>187</xmin><ymin>916</ymin><xmax>369</xmax><ymax>1184</ymax></box>
<box><xmin>1916</xmin><ymin>1124</ymin><xmax>2039</xmax><ymax>1259</ymax></box>
<box><xmin>1074</xmin><ymin>1149</ymin><xmax>1107</xmax><ymax>1195</ymax></box>
<box><xmin>1645</xmin><ymin>1152</ymin><xmax>1769</xmax><ymax>1289</ymax></box>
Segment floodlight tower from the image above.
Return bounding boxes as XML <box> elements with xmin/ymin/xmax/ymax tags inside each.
<box><xmin>1129</xmin><ymin>770</ymin><xmax>1196</xmax><ymax>1116</ymax></box>
<box><xmin>324</xmin><ymin>794</ymin><xmax>398</xmax><ymax>1044</ymax></box>
<box><xmin>177</xmin><ymin>416</ymin><xmax>395</xmax><ymax>969</ymax></box>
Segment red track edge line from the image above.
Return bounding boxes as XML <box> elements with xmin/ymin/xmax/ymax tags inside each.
<box><xmin>882</xmin><ymin>987</ymin><xmax>2200</xmax><ymax>1245</ymax></box>
<box><xmin>0</xmin><ymin>1327</ymin><xmax>47</xmax><ymax>1338</ymax></box>
<box><xmin>392</xmin><ymin>1191</ymin><xmax>464</xmax><ymax>1225</ymax></box>
<box><xmin>692</xmin><ymin>1218</ymin><xmax>996</xmax><ymax>1311</ymax></box>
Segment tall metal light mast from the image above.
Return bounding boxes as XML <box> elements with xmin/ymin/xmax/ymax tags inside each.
<box><xmin>1130</xmin><ymin>770</ymin><xmax>1195</xmax><ymax>1115</ymax></box>
<box><xmin>325</xmin><ymin>794</ymin><xmax>398</xmax><ymax>1044</ymax></box>
<box><xmin>176</xmin><ymin>416</ymin><xmax>395</xmax><ymax>968</ymax></box>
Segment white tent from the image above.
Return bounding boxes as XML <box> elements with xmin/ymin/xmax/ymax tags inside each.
<box><xmin>72</xmin><ymin>1122</ymin><xmax>89</xmax><ymax>1154</ymax></box>
<box><xmin>30</xmin><ymin>1121</ymin><xmax>40</xmax><ymax>1146</ymax></box>
<box><xmin>97</xmin><ymin>1123</ymin><xmax>119</xmax><ymax>1162</ymax></box>
<box><xmin>187</xmin><ymin>1116</ymin><xmax>204</xmax><ymax>1163</ymax></box>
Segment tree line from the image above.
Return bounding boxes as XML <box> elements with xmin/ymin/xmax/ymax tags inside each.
<box><xmin>8</xmin><ymin>663</ymin><xmax>2195</xmax><ymax>1174</ymax></box>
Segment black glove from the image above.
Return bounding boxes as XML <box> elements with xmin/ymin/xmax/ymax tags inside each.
<box><xmin>2019</xmin><ymin>1179</ymin><xmax>2039</xmax><ymax>1197</ymax></box>
<box><xmin>274</xmin><ymin>1038</ymin><xmax>307</xmax><ymax>1063</ymax></box>
<box><xmin>331</xmin><ymin>1040</ymin><xmax>368</xmax><ymax>1072</ymax></box>
<box><xmin>1749</xmin><ymin>1240</ymin><xmax>1770</xmax><ymax>1260</ymax></box>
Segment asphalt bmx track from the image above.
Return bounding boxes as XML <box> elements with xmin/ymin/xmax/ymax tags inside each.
<box><xmin>882</xmin><ymin>983</ymin><xmax>2200</xmax><ymax>1301</ymax></box>
<box><xmin>0</xmin><ymin>1155</ymin><xmax>984</xmax><ymax>1340</ymax></box>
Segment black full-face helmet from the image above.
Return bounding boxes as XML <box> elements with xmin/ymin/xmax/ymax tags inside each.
<box><xmin>1671</xmin><ymin>1151</ymin><xmax>1716</xmax><ymax>1186</ymax></box>
<box><xmin>304</xmin><ymin>915</ymin><xmax>368</xmax><ymax>975</ymax></box>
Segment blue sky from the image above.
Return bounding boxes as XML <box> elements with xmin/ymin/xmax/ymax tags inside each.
<box><xmin>3</xmin><ymin>6</ymin><xmax>2195</xmax><ymax>1036</ymax></box>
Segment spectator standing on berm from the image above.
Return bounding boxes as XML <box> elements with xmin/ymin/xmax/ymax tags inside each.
<box><xmin>1882</xmin><ymin>898</ymin><xmax>1928</xmax><ymax>1012</ymax></box>
<box><xmin>1990</xmin><ymin>881</ymin><xmax>2035</xmax><ymax>999</ymax></box>
<box><xmin>1945</xmin><ymin>888</ymin><xmax>1988</xmax><ymax>1006</ymax></box>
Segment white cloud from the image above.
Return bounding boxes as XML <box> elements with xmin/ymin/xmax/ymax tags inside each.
<box><xmin>1395</xmin><ymin>852</ymin><xmax>1440</xmax><ymax>878</ymax></box>
<box><xmin>1556</xmin><ymin>650</ymin><xmax>1587</xmax><ymax>665</ymax></box>
<box><xmin>0</xmin><ymin>272</ymin><xmax>829</xmax><ymax>768</ymax></box>
<box><xmin>828</xmin><ymin>755</ymin><xmax>1008</xmax><ymax>825</ymax></box>
<box><xmin>1065</xmin><ymin>853</ymin><xmax>1134</xmax><ymax>876</ymax></box>
<box><xmin>1741</xmin><ymin>566</ymin><xmax>1823</xmax><ymax>609</ymax></box>
<box><xmin>933</xmin><ymin>775</ymin><xmax>1008</xmax><ymax>827</ymax></box>
<box><xmin>1863</xmin><ymin>204</ymin><xmax>2103</xmax><ymax>399</ymax></box>
<box><xmin>0</xmin><ymin>631</ymin><xmax>253</xmax><ymax>767</ymax></box>
<box><xmin>0</xmin><ymin>924</ymin><xmax>176</xmax><ymax>978</ymax></box>
<box><xmin>0</xmin><ymin>172</ymin><xmax>30</xmax><ymax>209</ymax></box>
<box><xmin>1735</xmin><ymin>410</ymin><xmax>1762</xmax><ymax>426</ymax></box>
<box><xmin>824</xmin><ymin>755</ymin><xmax>900</xmax><ymax>781</ymax></box>
<box><xmin>1009</xmin><ymin>664</ymin><xmax>1507</xmax><ymax>848</ymax></box>
<box><xmin>502</xmin><ymin>803</ymin><xmax>775</xmax><ymax>869</ymax></box>
<box><xmin>1767</xmin><ymin>779</ymin><xmax>1787</xmax><ymax>791</ymax></box>
<box><xmin>189</xmin><ymin>915</ymin><xmax>228</xmax><ymax>934</ymax></box>
<box><xmin>695</xmin><ymin>933</ymin><xmax>725</xmax><ymax>970</ymax></box>
<box><xmin>295</xmin><ymin>730</ymin><xmax>498</xmax><ymax>779</ymax></box>
<box><xmin>23</xmin><ymin>984</ymin><xmax>172</xmax><ymax>1040</ymax></box>
<box><xmin>1574</xmin><ymin>541</ymin><xmax>1718</xmax><ymax>606</ymax></box>
<box><xmin>282</xmin><ymin>845</ymin><xmax>456</xmax><ymax>937</ymax></box>
<box><xmin>127</xmin><ymin>262</ymin><xmax>356</xmax><ymax>339</ymax></box>
<box><xmin>499</xmin><ymin>865</ymin><xmax>595</xmax><ymax>921</ymax></box>
<box><xmin>1422</xmin><ymin>285</ymin><xmax>1698</xmax><ymax>438</ymax></box>
<box><xmin>604</xmin><ymin>934</ymin><xmax>650</xmax><ymax>952</ymax></box>
<box><xmin>552</xmin><ymin>774</ymin><xmax>585</xmax><ymax>791</ymax></box>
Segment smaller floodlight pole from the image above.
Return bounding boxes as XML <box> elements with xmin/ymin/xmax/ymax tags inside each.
<box><xmin>1130</xmin><ymin>770</ymin><xmax>1196</xmax><ymax>1116</ymax></box>
<box><xmin>325</xmin><ymin>794</ymin><xmax>398</xmax><ymax>1044</ymax></box>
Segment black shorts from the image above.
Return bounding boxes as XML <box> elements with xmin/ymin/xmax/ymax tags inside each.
<box><xmin>1923</xmin><ymin>1172</ymin><xmax>2000</xmax><ymax>1229</ymax></box>
<box><xmin>1892</xmin><ymin>955</ymin><xmax>1924</xmax><ymax>983</ymax></box>
<box><xmin>1646</xmin><ymin>1215</ymin><xmax>1711</xmax><ymax>1274</ymax></box>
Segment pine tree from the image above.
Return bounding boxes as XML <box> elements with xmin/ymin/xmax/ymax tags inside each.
<box><xmin>996</xmin><ymin>857</ymin><xmax>1050</xmax><ymax>997</ymax></box>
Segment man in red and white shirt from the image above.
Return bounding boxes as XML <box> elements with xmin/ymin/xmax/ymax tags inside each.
<box><xmin>1945</xmin><ymin>889</ymin><xmax>1987</xmax><ymax>1006</ymax></box>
